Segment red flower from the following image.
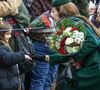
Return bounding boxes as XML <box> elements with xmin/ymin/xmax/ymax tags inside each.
<box><xmin>56</xmin><ymin>31</ymin><xmax>61</xmax><ymax>36</ymax></box>
<box><xmin>42</xmin><ymin>15</ymin><xmax>51</xmax><ymax>28</ymax></box>
<box><xmin>60</xmin><ymin>25</ymin><xmax>65</xmax><ymax>32</ymax></box>
<box><xmin>58</xmin><ymin>37</ymin><xmax>67</xmax><ymax>54</ymax></box>
<box><xmin>60</xmin><ymin>37</ymin><xmax>67</xmax><ymax>47</ymax></box>
<box><xmin>73</xmin><ymin>61</ymin><xmax>83</xmax><ymax>69</ymax></box>
<box><xmin>58</xmin><ymin>47</ymin><xmax>65</xmax><ymax>54</ymax></box>
<box><xmin>71</xmin><ymin>27</ymin><xmax>77</xmax><ymax>31</ymax></box>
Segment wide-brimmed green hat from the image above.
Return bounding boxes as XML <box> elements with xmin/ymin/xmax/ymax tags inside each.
<box><xmin>52</xmin><ymin>0</ymin><xmax>72</xmax><ymax>7</ymax></box>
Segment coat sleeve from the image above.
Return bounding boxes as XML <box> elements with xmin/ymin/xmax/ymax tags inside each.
<box><xmin>0</xmin><ymin>0</ymin><xmax>22</xmax><ymax>17</ymax></box>
<box><xmin>49</xmin><ymin>27</ymin><xmax>99</xmax><ymax>65</ymax></box>
<box><xmin>14</xmin><ymin>2</ymin><xmax>31</xmax><ymax>28</ymax></box>
<box><xmin>0</xmin><ymin>47</ymin><xmax>25</xmax><ymax>66</ymax></box>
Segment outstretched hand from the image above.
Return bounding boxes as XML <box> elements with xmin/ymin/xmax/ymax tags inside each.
<box><xmin>25</xmin><ymin>54</ymin><xmax>32</xmax><ymax>61</ymax></box>
<box><xmin>30</xmin><ymin>54</ymin><xmax>49</xmax><ymax>62</ymax></box>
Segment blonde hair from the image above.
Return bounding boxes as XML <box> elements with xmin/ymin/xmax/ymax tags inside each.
<box><xmin>56</xmin><ymin>2</ymin><xmax>100</xmax><ymax>37</ymax></box>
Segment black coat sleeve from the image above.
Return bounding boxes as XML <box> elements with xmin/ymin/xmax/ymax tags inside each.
<box><xmin>0</xmin><ymin>46</ymin><xmax>25</xmax><ymax>66</ymax></box>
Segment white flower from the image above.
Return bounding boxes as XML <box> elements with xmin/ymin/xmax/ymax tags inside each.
<box><xmin>74</xmin><ymin>38</ymin><xmax>81</xmax><ymax>44</ymax></box>
<box><xmin>72</xmin><ymin>46</ymin><xmax>79</xmax><ymax>53</ymax></box>
<box><xmin>80</xmin><ymin>37</ymin><xmax>84</xmax><ymax>42</ymax></box>
<box><xmin>73</xmin><ymin>32</ymin><xmax>84</xmax><ymax>44</ymax></box>
<box><xmin>73</xmin><ymin>30</ymin><xmax>79</xmax><ymax>33</ymax></box>
<box><xmin>66</xmin><ymin>46</ymin><xmax>80</xmax><ymax>54</ymax></box>
<box><xmin>57</xmin><ymin>38</ymin><xmax>62</xmax><ymax>42</ymax></box>
<box><xmin>55</xmin><ymin>42</ymin><xmax>60</xmax><ymax>49</ymax></box>
<box><xmin>66</xmin><ymin>46</ymin><xmax>73</xmax><ymax>53</ymax></box>
<box><xmin>79</xmin><ymin>32</ymin><xmax>84</xmax><ymax>42</ymax></box>
<box><xmin>65</xmin><ymin>37</ymin><xmax>74</xmax><ymax>45</ymax></box>
<box><xmin>63</xmin><ymin>31</ymin><xmax>72</xmax><ymax>36</ymax></box>
<box><xmin>63</xmin><ymin>27</ymin><xmax>72</xmax><ymax>36</ymax></box>
<box><xmin>79</xmin><ymin>32</ymin><xmax>84</xmax><ymax>38</ymax></box>
<box><xmin>59</xmin><ymin>35</ymin><xmax>63</xmax><ymax>39</ymax></box>
<box><xmin>73</xmin><ymin>31</ymin><xmax>79</xmax><ymax>38</ymax></box>
<box><xmin>48</xmin><ymin>36</ymin><xmax>53</xmax><ymax>40</ymax></box>
<box><xmin>65</xmin><ymin>27</ymin><xmax>72</xmax><ymax>32</ymax></box>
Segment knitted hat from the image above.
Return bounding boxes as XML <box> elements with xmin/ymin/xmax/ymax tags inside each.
<box><xmin>52</xmin><ymin>0</ymin><xmax>72</xmax><ymax>7</ymax></box>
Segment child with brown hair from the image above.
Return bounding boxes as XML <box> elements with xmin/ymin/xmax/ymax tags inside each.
<box><xmin>0</xmin><ymin>21</ymin><xmax>32</xmax><ymax>90</ymax></box>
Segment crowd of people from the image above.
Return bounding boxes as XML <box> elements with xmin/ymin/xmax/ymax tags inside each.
<box><xmin>0</xmin><ymin>0</ymin><xmax>100</xmax><ymax>90</ymax></box>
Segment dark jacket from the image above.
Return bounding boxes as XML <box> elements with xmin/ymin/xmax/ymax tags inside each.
<box><xmin>0</xmin><ymin>42</ymin><xmax>25</xmax><ymax>90</ymax></box>
<box><xmin>25</xmin><ymin>0</ymin><xmax>52</xmax><ymax>18</ymax></box>
<box><xmin>4</xmin><ymin>1</ymin><xmax>34</xmax><ymax>74</ymax></box>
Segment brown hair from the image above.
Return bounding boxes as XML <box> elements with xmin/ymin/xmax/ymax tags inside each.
<box><xmin>56</xmin><ymin>2</ymin><xmax>80</xmax><ymax>17</ymax></box>
<box><xmin>0</xmin><ymin>21</ymin><xmax>12</xmax><ymax>40</ymax></box>
<box><xmin>55</xmin><ymin>2</ymin><xmax>100</xmax><ymax>37</ymax></box>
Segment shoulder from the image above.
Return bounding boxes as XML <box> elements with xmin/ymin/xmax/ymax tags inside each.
<box><xmin>0</xmin><ymin>45</ymin><xmax>10</xmax><ymax>52</ymax></box>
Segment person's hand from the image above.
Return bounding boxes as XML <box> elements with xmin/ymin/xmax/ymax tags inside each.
<box><xmin>50</xmin><ymin>8</ymin><xmax>60</xmax><ymax>22</ymax></box>
<box><xmin>25</xmin><ymin>54</ymin><xmax>32</xmax><ymax>61</ymax></box>
<box><xmin>24</xmin><ymin>26</ymin><xmax>32</xmax><ymax>34</ymax></box>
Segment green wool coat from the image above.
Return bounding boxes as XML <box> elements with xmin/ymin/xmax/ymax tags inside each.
<box><xmin>49</xmin><ymin>19</ymin><xmax>100</xmax><ymax>90</ymax></box>
<box><xmin>14</xmin><ymin>2</ymin><xmax>31</xmax><ymax>28</ymax></box>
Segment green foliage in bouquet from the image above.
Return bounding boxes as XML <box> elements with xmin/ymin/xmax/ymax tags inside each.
<box><xmin>48</xmin><ymin>17</ymin><xmax>87</xmax><ymax>55</ymax></box>
<box><xmin>56</xmin><ymin>17</ymin><xmax>87</xmax><ymax>39</ymax></box>
<box><xmin>30</xmin><ymin>16</ymin><xmax>45</xmax><ymax>28</ymax></box>
<box><xmin>30</xmin><ymin>15</ymin><xmax>51</xmax><ymax>30</ymax></box>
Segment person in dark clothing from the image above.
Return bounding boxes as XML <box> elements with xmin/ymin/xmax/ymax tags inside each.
<box><xmin>25</xmin><ymin>0</ymin><xmax>89</xmax><ymax>18</ymax></box>
<box><xmin>0</xmin><ymin>21</ymin><xmax>32</xmax><ymax>90</ymax></box>
<box><xmin>24</xmin><ymin>0</ymin><xmax>52</xmax><ymax>19</ymax></box>
<box><xmin>91</xmin><ymin>0</ymin><xmax>100</xmax><ymax>28</ymax></box>
<box><xmin>27</xmin><ymin>11</ymin><xmax>58</xmax><ymax>90</ymax></box>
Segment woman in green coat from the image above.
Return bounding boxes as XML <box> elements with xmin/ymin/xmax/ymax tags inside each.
<box><xmin>49</xmin><ymin>1</ymin><xmax>100</xmax><ymax>90</ymax></box>
<box><xmin>32</xmin><ymin>1</ymin><xmax>100</xmax><ymax>90</ymax></box>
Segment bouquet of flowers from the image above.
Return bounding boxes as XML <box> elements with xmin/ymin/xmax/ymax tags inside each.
<box><xmin>47</xmin><ymin>17</ymin><xmax>86</xmax><ymax>55</ymax></box>
<box><xmin>30</xmin><ymin>14</ymin><xmax>51</xmax><ymax>29</ymax></box>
